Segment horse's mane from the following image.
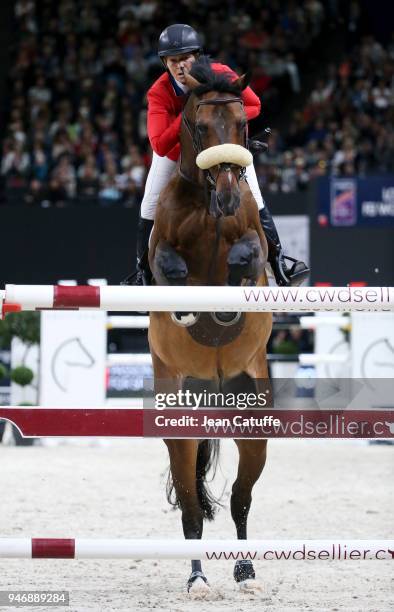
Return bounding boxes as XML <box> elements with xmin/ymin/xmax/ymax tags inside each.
<box><xmin>189</xmin><ymin>56</ymin><xmax>242</xmax><ymax>97</ymax></box>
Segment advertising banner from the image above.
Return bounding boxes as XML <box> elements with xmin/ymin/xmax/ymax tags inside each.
<box><xmin>318</xmin><ymin>176</ymin><xmax>394</xmax><ymax>226</ymax></box>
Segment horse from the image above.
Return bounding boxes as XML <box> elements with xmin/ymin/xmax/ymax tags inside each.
<box><xmin>148</xmin><ymin>61</ymin><xmax>272</xmax><ymax>593</ymax></box>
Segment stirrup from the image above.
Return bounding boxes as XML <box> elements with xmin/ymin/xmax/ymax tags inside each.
<box><xmin>120</xmin><ymin>270</ymin><xmax>143</xmax><ymax>286</ymax></box>
<box><xmin>121</xmin><ymin>270</ymin><xmax>137</xmax><ymax>286</ymax></box>
<box><xmin>121</xmin><ymin>268</ymin><xmax>151</xmax><ymax>287</ymax></box>
<box><xmin>272</xmin><ymin>253</ymin><xmax>310</xmax><ymax>287</ymax></box>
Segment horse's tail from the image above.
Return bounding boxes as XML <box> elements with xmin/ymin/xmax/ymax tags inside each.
<box><xmin>166</xmin><ymin>440</ymin><xmax>222</xmax><ymax>521</ymax></box>
<box><xmin>196</xmin><ymin>440</ymin><xmax>222</xmax><ymax>520</ymax></box>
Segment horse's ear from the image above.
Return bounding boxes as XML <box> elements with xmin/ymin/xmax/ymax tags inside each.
<box><xmin>233</xmin><ymin>72</ymin><xmax>251</xmax><ymax>91</ymax></box>
<box><xmin>184</xmin><ymin>73</ymin><xmax>201</xmax><ymax>90</ymax></box>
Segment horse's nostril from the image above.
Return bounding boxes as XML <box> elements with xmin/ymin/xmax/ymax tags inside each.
<box><xmin>215</xmin><ymin>190</ymin><xmax>240</xmax><ymax>217</ymax></box>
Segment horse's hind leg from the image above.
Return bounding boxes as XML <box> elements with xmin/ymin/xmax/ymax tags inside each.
<box><xmin>150</xmin><ymin>351</ymin><xmax>208</xmax><ymax>592</ymax></box>
<box><xmin>165</xmin><ymin>439</ymin><xmax>210</xmax><ymax>594</ymax></box>
<box><xmin>231</xmin><ymin>439</ymin><xmax>267</xmax><ymax>586</ymax></box>
<box><xmin>229</xmin><ymin>363</ymin><xmax>269</xmax><ymax>586</ymax></box>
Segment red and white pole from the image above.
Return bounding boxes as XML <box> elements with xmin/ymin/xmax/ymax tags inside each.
<box><xmin>0</xmin><ymin>539</ymin><xmax>392</xmax><ymax>560</ymax></box>
<box><xmin>2</xmin><ymin>284</ymin><xmax>394</xmax><ymax>317</ymax></box>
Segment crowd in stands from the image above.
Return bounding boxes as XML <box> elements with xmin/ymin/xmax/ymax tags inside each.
<box><xmin>1</xmin><ymin>0</ymin><xmax>392</xmax><ymax>206</ymax></box>
<box><xmin>257</xmin><ymin>33</ymin><xmax>394</xmax><ymax>193</ymax></box>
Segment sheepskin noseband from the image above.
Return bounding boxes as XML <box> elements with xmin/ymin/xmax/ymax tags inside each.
<box><xmin>196</xmin><ymin>144</ymin><xmax>253</xmax><ymax>170</ymax></box>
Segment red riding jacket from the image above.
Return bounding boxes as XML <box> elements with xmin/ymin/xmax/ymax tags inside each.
<box><xmin>147</xmin><ymin>62</ymin><xmax>261</xmax><ymax>161</ymax></box>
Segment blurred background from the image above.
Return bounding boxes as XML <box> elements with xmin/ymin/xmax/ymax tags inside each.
<box><xmin>0</xmin><ymin>0</ymin><xmax>392</xmax><ymax>288</ymax></box>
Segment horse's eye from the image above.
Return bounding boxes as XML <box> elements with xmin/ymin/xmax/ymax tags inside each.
<box><xmin>197</xmin><ymin>123</ymin><xmax>208</xmax><ymax>133</ymax></box>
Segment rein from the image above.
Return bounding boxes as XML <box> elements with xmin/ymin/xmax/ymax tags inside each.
<box><xmin>207</xmin><ymin>216</ymin><xmax>222</xmax><ymax>286</ymax></box>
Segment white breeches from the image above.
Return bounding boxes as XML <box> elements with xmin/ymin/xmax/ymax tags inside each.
<box><xmin>245</xmin><ymin>163</ymin><xmax>266</xmax><ymax>210</ymax></box>
<box><xmin>140</xmin><ymin>151</ymin><xmax>265</xmax><ymax>221</ymax></box>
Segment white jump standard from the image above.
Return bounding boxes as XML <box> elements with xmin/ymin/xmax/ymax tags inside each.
<box><xmin>1</xmin><ymin>285</ymin><xmax>393</xmax><ymax>316</ymax></box>
<box><xmin>0</xmin><ymin>539</ymin><xmax>392</xmax><ymax>560</ymax></box>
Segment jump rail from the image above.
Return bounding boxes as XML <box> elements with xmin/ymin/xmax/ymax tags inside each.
<box><xmin>0</xmin><ymin>407</ymin><xmax>143</xmax><ymax>437</ymax></box>
<box><xmin>0</xmin><ymin>538</ymin><xmax>392</xmax><ymax>560</ymax></box>
<box><xmin>1</xmin><ymin>285</ymin><xmax>394</xmax><ymax>317</ymax></box>
<box><xmin>1</xmin><ymin>407</ymin><xmax>393</xmax><ymax>440</ymax></box>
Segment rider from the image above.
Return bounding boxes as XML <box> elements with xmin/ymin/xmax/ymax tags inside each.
<box><xmin>124</xmin><ymin>24</ymin><xmax>309</xmax><ymax>287</ymax></box>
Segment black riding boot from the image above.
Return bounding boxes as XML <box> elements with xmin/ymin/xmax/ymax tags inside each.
<box><xmin>259</xmin><ymin>206</ymin><xmax>310</xmax><ymax>286</ymax></box>
<box><xmin>121</xmin><ymin>217</ymin><xmax>154</xmax><ymax>286</ymax></box>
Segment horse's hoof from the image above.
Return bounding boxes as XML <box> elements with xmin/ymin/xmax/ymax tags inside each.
<box><xmin>187</xmin><ymin>571</ymin><xmax>210</xmax><ymax>598</ymax></box>
<box><xmin>234</xmin><ymin>559</ymin><xmax>255</xmax><ymax>582</ymax></box>
<box><xmin>238</xmin><ymin>578</ymin><xmax>263</xmax><ymax>594</ymax></box>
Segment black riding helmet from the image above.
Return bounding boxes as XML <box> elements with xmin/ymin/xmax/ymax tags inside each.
<box><xmin>158</xmin><ymin>24</ymin><xmax>202</xmax><ymax>58</ymax></box>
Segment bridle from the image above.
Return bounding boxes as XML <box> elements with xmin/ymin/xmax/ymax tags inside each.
<box><xmin>181</xmin><ymin>96</ymin><xmax>248</xmax><ymax>197</ymax></box>
<box><xmin>181</xmin><ymin>94</ymin><xmax>249</xmax><ymax>283</ymax></box>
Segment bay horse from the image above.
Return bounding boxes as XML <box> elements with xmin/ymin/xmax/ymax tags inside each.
<box><xmin>148</xmin><ymin>61</ymin><xmax>272</xmax><ymax>593</ymax></box>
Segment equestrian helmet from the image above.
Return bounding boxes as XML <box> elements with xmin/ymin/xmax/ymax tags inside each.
<box><xmin>158</xmin><ymin>24</ymin><xmax>202</xmax><ymax>57</ymax></box>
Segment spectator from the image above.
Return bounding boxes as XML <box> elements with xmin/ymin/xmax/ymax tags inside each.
<box><xmin>310</xmin><ymin>79</ymin><xmax>333</xmax><ymax>105</ymax></box>
<box><xmin>1</xmin><ymin>141</ymin><xmax>30</xmax><ymax>180</ymax></box>
<box><xmin>121</xmin><ymin>145</ymin><xmax>146</xmax><ymax>188</ymax></box>
<box><xmin>77</xmin><ymin>155</ymin><xmax>100</xmax><ymax>204</ymax></box>
<box><xmin>50</xmin><ymin>154</ymin><xmax>76</xmax><ymax>203</ymax></box>
<box><xmin>1</xmin><ymin>0</ymin><xmax>392</xmax><ymax>204</ymax></box>
<box><xmin>30</xmin><ymin>137</ymin><xmax>49</xmax><ymax>182</ymax></box>
<box><xmin>99</xmin><ymin>158</ymin><xmax>123</xmax><ymax>206</ymax></box>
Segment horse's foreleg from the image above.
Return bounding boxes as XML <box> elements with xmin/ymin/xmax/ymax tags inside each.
<box><xmin>231</xmin><ymin>439</ymin><xmax>267</xmax><ymax>585</ymax></box>
<box><xmin>152</xmin><ymin>239</ymin><xmax>188</xmax><ymax>285</ymax></box>
<box><xmin>165</xmin><ymin>439</ymin><xmax>210</xmax><ymax>593</ymax></box>
<box><xmin>227</xmin><ymin>231</ymin><xmax>265</xmax><ymax>286</ymax></box>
